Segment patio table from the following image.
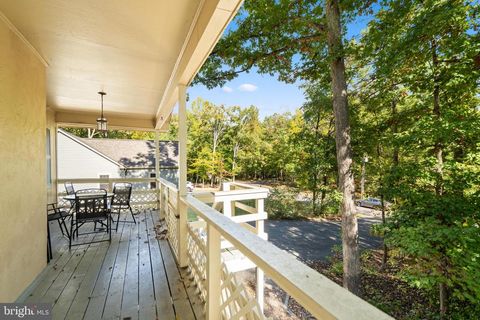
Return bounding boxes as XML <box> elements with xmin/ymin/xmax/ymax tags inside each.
<box><xmin>63</xmin><ymin>192</ymin><xmax>114</xmax><ymax>201</ymax></box>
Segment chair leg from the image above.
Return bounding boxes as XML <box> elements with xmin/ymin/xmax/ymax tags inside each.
<box><xmin>61</xmin><ymin>217</ymin><xmax>70</xmax><ymax>238</ymax></box>
<box><xmin>47</xmin><ymin>222</ymin><xmax>52</xmax><ymax>261</ymax></box>
<box><xmin>110</xmin><ymin>215</ymin><xmax>116</xmax><ymax>232</ymax></box>
<box><xmin>109</xmin><ymin>215</ymin><xmax>112</xmax><ymax>241</ymax></box>
<box><xmin>57</xmin><ymin>219</ymin><xmax>66</xmax><ymax>237</ymax></box>
<box><xmin>116</xmin><ymin>209</ymin><xmax>121</xmax><ymax>231</ymax></box>
<box><xmin>69</xmin><ymin>218</ymin><xmax>73</xmax><ymax>250</ymax></box>
<box><xmin>129</xmin><ymin>207</ymin><xmax>136</xmax><ymax>224</ymax></box>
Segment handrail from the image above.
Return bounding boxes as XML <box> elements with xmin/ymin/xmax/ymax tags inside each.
<box><xmin>230</xmin><ymin>181</ymin><xmax>265</xmax><ymax>190</ymax></box>
<box><xmin>182</xmin><ymin>194</ymin><xmax>392</xmax><ymax>320</ymax></box>
<box><xmin>213</xmin><ymin>188</ymin><xmax>269</xmax><ymax>197</ymax></box>
<box><xmin>158</xmin><ymin>177</ymin><xmax>178</xmax><ymax>191</ymax></box>
<box><xmin>58</xmin><ymin>177</ymin><xmax>157</xmax><ymax>183</ymax></box>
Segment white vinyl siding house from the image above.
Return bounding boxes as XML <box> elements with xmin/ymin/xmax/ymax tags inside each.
<box><xmin>57</xmin><ymin>129</ymin><xmax>178</xmax><ymax>191</ymax></box>
<box><xmin>57</xmin><ymin>130</ymin><xmax>124</xmax><ymax>190</ymax></box>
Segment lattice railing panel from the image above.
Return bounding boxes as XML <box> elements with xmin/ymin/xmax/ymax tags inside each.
<box><xmin>130</xmin><ymin>189</ymin><xmax>158</xmax><ymax>210</ymax></box>
<box><xmin>166</xmin><ymin>204</ymin><xmax>179</xmax><ymax>260</ymax></box>
<box><xmin>187</xmin><ymin>222</ymin><xmax>207</xmax><ymax>302</ymax></box>
<box><xmin>186</xmin><ymin>222</ymin><xmax>266</xmax><ymax>320</ymax></box>
<box><xmin>220</xmin><ymin>265</ymin><xmax>265</xmax><ymax>320</ymax></box>
<box><xmin>57</xmin><ymin>188</ymin><xmax>159</xmax><ymax>211</ymax></box>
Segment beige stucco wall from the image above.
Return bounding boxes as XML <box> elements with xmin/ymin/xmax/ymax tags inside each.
<box><xmin>0</xmin><ymin>18</ymin><xmax>47</xmax><ymax>301</ymax></box>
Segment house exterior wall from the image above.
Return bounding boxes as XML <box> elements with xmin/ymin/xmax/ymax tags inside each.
<box><xmin>57</xmin><ymin>131</ymin><xmax>122</xmax><ymax>191</ymax></box>
<box><xmin>0</xmin><ymin>17</ymin><xmax>47</xmax><ymax>301</ymax></box>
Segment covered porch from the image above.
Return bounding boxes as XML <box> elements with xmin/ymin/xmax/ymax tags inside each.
<box><xmin>19</xmin><ymin>210</ymin><xmax>202</xmax><ymax>320</ymax></box>
<box><xmin>0</xmin><ymin>1</ymin><xmax>392</xmax><ymax>319</ymax></box>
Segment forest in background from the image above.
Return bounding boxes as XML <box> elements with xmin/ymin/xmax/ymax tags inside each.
<box><xmin>65</xmin><ymin>0</ymin><xmax>480</xmax><ymax>317</ymax></box>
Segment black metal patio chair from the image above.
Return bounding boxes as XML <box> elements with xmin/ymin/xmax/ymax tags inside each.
<box><xmin>64</xmin><ymin>182</ymin><xmax>75</xmax><ymax>195</ymax></box>
<box><xmin>110</xmin><ymin>182</ymin><xmax>136</xmax><ymax>231</ymax></box>
<box><xmin>69</xmin><ymin>189</ymin><xmax>111</xmax><ymax>249</ymax></box>
<box><xmin>64</xmin><ymin>181</ymin><xmax>76</xmax><ymax>212</ymax></box>
<box><xmin>47</xmin><ymin>203</ymin><xmax>70</xmax><ymax>261</ymax></box>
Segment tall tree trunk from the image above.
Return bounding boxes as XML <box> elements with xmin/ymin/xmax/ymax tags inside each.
<box><xmin>326</xmin><ymin>0</ymin><xmax>360</xmax><ymax>295</ymax></box>
<box><xmin>311</xmin><ymin>106</ymin><xmax>322</xmax><ymax>215</ymax></box>
<box><xmin>432</xmin><ymin>39</ymin><xmax>447</xmax><ymax>317</ymax></box>
<box><xmin>320</xmin><ymin>175</ymin><xmax>328</xmax><ymax>214</ymax></box>
<box><xmin>87</xmin><ymin>128</ymin><xmax>97</xmax><ymax>139</ymax></box>
<box><xmin>391</xmin><ymin>99</ymin><xmax>399</xmax><ymax>166</ymax></box>
<box><xmin>232</xmin><ymin>143</ymin><xmax>239</xmax><ymax>182</ymax></box>
<box><xmin>432</xmin><ymin>41</ymin><xmax>444</xmax><ymax>197</ymax></box>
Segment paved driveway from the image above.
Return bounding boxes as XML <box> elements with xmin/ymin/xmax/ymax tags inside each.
<box><xmin>265</xmin><ymin>215</ymin><xmax>382</xmax><ymax>262</ymax></box>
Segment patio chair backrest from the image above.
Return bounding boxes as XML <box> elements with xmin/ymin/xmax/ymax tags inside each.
<box><xmin>47</xmin><ymin>203</ymin><xmax>59</xmax><ymax>216</ymax></box>
<box><xmin>74</xmin><ymin>189</ymin><xmax>109</xmax><ymax>220</ymax></box>
<box><xmin>64</xmin><ymin>182</ymin><xmax>75</xmax><ymax>195</ymax></box>
<box><xmin>111</xmin><ymin>183</ymin><xmax>133</xmax><ymax>207</ymax></box>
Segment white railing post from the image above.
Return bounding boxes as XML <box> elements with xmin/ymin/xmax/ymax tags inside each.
<box><xmin>206</xmin><ymin>223</ymin><xmax>221</xmax><ymax>320</ymax></box>
<box><xmin>256</xmin><ymin>198</ymin><xmax>265</xmax><ymax>313</ymax></box>
<box><xmin>155</xmin><ymin>130</ymin><xmax>160</xmax><ymax>209</ymax></box>
<box><xmin>221</xmin><ymin>182</ymin><xmax>233</xmax><ymax>217</ymax></box>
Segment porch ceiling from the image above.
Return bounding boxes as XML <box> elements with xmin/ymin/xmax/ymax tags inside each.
<box><xmin>0</xmin><ymin>0</ymin><xmax>242</xmax><ymax>130</ymax></box>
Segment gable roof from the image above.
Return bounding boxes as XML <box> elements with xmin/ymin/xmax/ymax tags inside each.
<box><xmin>59</xmin><ymin>129</ymin><xmax>178</xmax><ymax>169</ymax></box>
<box><xmin>58</xmin><ymin>129</ymin><xmax>124</xmax><ymax>168</ymax></box>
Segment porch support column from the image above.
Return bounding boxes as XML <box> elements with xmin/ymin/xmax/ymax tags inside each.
<box><xmin>155</xmin><ymin>130</ymin><xmax>160</xmax><ymax>211</ymax></box>
<box><xmin>178</xmin><ymin>85</ymin><xmax>187</xmax><ymax>196</ymax></box>
<box><xmin>178</xmin><ymin>84</ymin><xmax>188</xmax><ymax>267</ymax></box>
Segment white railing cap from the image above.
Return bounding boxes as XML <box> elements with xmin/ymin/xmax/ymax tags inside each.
<box><xmin>183</xmin><ymin>194</ymin><xmax>393</xmax><ymax>320</ymax></box>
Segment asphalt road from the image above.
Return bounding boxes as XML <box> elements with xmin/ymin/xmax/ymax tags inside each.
<box><xmin>265</xmin><ymin>213</ymin><xmax>383</xmax><ymax>262</ymax></box>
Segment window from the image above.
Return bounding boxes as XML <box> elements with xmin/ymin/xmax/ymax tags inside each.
<box><xmin>99</xmin><ymin>174</ymin><xmax>109</xmax><ymax>191</ymax></box>
<box><xmin>150</xmin><ymin>172</ymin><xmax>156</xmax><ymax>189</ymax></box>
<box><xmin>46</xmin><ymin>129</ymin><xmax>52</xmax><ymax>187</ymax></box>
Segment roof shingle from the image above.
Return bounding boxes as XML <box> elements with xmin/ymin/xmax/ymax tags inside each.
<box><xmin>79</xmin><ymin>137</ymin><xmax>178</xmax><ymax>168</ymax></box>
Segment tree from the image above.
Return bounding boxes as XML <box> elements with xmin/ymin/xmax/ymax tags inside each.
<box><xmin>194</xmin><ymin>0</ymin><xmax>376</xmax><ymax>293</ymax></box>
<box><xmin>228</xmin><ymin>106</ymin><xmax>261</xmax><ymax>181</ymax></box>
<box><xmin>359</xmin><ymin>0</ymin><xmax>480</xmax><ymax>314</ymax></box>
<box><xmin>295</xmin><ymin>84</ymin><xmax>337</xmax><ymax>215</ymax></box>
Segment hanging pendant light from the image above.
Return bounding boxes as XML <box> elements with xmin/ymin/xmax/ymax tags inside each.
<box><xmin>96</xmin><ymin>91</ymin><xmax>108</xmax><ymax>134</ymax></box>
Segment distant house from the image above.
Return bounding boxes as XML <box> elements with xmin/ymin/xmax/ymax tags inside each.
<box><xmin>57</xmin><ymin>129</ymin><xmax>178</xmax><ymax>190</ymax></box>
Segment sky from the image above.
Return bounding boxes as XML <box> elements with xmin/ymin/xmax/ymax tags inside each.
<box><xmin>187</xmin><ymin>7</ymin><xmax>376</xmax><ymax>119</ymax></box>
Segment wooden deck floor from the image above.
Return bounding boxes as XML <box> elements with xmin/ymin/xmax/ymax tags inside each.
<box><xmin>21</xmin><ymin>210</ymin><xmax>203</xmax><ymax>320</ymax></box>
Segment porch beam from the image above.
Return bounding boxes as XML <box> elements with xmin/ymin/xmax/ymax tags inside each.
<box><xmin>154</xmin><ymin>0</ymin><xmax>244</xmax><ymax>129</ymax></box>
<box><xmin>55</xmin><ymin>109</ymin><xmax>167</xmax><ymax>131</ymax></box>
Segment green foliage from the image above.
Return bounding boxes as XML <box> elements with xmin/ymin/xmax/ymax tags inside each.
<box><xmin>192</xmin><ymin>0</ymin><xmax>479</xmax><ymax>315</ymax></box>
<box><xmin>355</xmin><ymin>0</ymin><xmax>480</xmax><ymax>313</ymax></box>
<box><xmin>265</xmin><ymin>187</ymin><xmax>302</xmax><ymax>220</ymax></box>
<box><xmin>66</xmin><ymin>0</ymin><xmax>480</xmax><ymax>315</ymax></box>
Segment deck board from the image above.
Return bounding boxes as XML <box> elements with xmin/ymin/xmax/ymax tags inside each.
<box><xmin>19</xmin><ymin>210</ymin><xmax>200</xmax><ymax>320</ymax></box>
<box><xmin>138</xmin><ymin>214</ymin><xmax>157</xmax><ymax>319</ymax></box>
<box><xmin>82</xmin><ymin>222</ymin><xmax>127</xmax><ymax>320</ymax></box>
<box><xmin>120</xmin><ymin>219</ymin><xmax>139</xmax><ymax>320</ymax></box>
<box><xmin>145</xmin><ymin>211</ymin><xmax>177</xmax><ymax>320</ymax></box>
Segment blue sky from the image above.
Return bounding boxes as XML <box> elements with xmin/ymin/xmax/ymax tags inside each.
<box><xmin>187</xmin><ymin>7</ymin><xmax>375</xmax><ymax>118</ymax></box>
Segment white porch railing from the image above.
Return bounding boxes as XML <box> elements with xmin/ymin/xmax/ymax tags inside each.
<box><xmin>57</xmin><ymin>178</ymin><xmax>159</xmax><ymax>210</ymax></box>
<box><xmin>159</xmin><ymin>178</ymin><xmax>393</xmax><ymax>320</ymax></box>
